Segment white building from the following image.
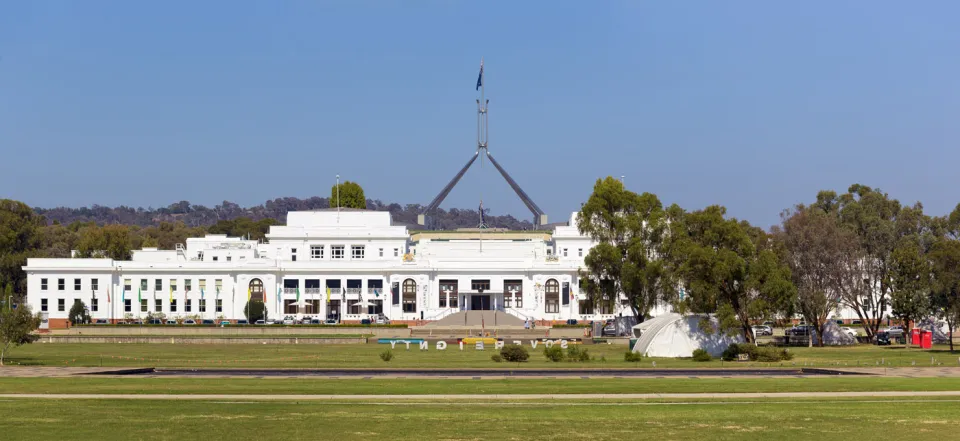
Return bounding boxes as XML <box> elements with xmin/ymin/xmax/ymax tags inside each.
<box><xmin>23</xmin><ymin>210</ymin><xmax>636</xmax><ymax>328</ymax></box>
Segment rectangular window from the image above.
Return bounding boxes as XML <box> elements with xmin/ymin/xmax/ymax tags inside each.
<box><xmin>471</xmin><ymin>280</ymin><xmax>491</xmax><ymax>292</ymax></box>
<box><xmin>92</xmin><ymin>298</ymin><xmax>99</xmax><ymax>312</ymax></box>
<box><xmin>124</xmin><ymin>279</ymin><xmax>131</xmax><ymax>291</ymax></box>
<box><xmin>185</xmin><ymin>299</ymin><xmax>192</xmax><ymax>313</ymax></box>
<box><xmin>331</xmin><ymin>245</ymin><xmax>345</xmax><ymax>259</ymax></box>
<box><xmin>91</xmin><ymin>279</ymin><xmax>99</xmax><ymax>291</ymax></box>
<box><xmin>215</xmin><ymin>279</ymin><xmax>222</xmax><ymax>293</ymax></box>
<box><xmin>351</xmin><ymin>245</ymin><xmax>365</xmax><ymax>259</ymax></box>
<box><xmin>284</xmin><ymin>299</ymin><xmax>298</xmax><ymax>314</ymax></box>
<box><xmin>578</xmin><ymin>248</ymin><xmax>583</xmax><ymax>257</ymax></box>
<box><xmin>170</xmin><ymin>299</ymin><xmax>177</xmax><ymax>313</ymax></box>
<box><xmin>169</xmin><ymin>279</ymin><xmax>177</xmax><ymax>292</ymax></box>
<box><xmin>213</xmin><ymin>256</ymin><xmax>219</xmax><ymax>261</ymax></box>
<box><xmin>140</xmin><ymin>279</ymin><xmax>147</xmax><ymax>291</ymax></box>
<box><xmin>226</xmin><ymin>256</ymin><xmax>232</xmax><ymax>262</ymax></box>
<box><xmin>41</xmin><ymin>298</ymin><xmax>48</xmax><ymax>312</ymax></box>
<box><xmin>199</xmin><ymin>299</ymin><xmax>206</xmax><ymax>313</ymax></box>
<box><xmin>185</xmin><ymin>279</ymin><xmax>193</xmax><ymax>292</ymax></box>
<box><xmin>216</xmin><ymin>299</ymin><xmax>222</xmax><ymax>313</ymax></box>
<box><xmin>311</xmin><ymin>245</ymin><xmax>324</xmax><ymax>259</ymax></box>
<box><xmin>41</xmin><ymin>278</ymin><xmax>48</xmax><ymax>290</ymax></box>
<box><xmin>379</xmin><ymin>248</ymin><xmax>384</xmax><ymax>257</ymax></box>
<box><xmin>394</xmin><ymin>248</ymin><xmax>399</xmax><ymax>257</ymax></box>
<box><xmin>74</xmin><ymin>278</ymin><xmax>81</xmax><ymax>290</ymax></box>
<box><xmin>291</xmin><ymin>248</ymin><xmax>297</xmax><ymax>261</ymax></box>
<box><xmin>563</xmin><ymin>248</ymin><xmax>568</xmax><ymax>257</ymax></box>
<box><xmin>155</xmin><ymin>299</ymin><xmax>162</xmax><ymax>312</ymax></box>
<box><xmin>155</xmin><ymin>279</ymin><xmax>162</xmax><ymax>291</ymax></box>
<box><xmin>58</xmin><ymin>299</ymin><xmax>65</xmax><ymax>312</ymax></box>
<box><xmin>58</xmin><ymin>278</ymin><xmax>65</xmax><ymax>290</ymax></box>
<box><xmin>141</xmin><ymin>299</ymin><xmax>148</xmax><ymax>313</ymax></box>
<box><xmin>124</xmin><ymin>299</ymin><xmax>132</xmax><ymax>313</ymax></box>
<box><xmin>579</xmin><ymin>300</ymin><xmax>594</xmax><ymax>315</ymax></box>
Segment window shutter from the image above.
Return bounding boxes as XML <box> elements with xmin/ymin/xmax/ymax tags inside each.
<box><xmin>562</xmin><ymin>282</ymin><xmax>570</xmax><ymax>305</ymax></box>
<box><xmin>392</xmin><ymin>282</ymin><xmax>400</xmax><ymax>305</ymax></box>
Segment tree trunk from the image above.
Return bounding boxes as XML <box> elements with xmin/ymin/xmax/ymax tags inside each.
<box><xmin>949</xmin><ymin>320</ymin><xmax>955</xmax><ymax>352</ymax></box>
<box><xmin>816</xmin><ymin>319</ymin><xmax>825</xmax><ymax>347</ymax></box>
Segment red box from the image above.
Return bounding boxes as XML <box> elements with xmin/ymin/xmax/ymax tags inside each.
<box><xmin>911</xmin><ymin>328</ymin><xmax>921</xmax><ymax>346</ymax></box>
<box><xmin>920</xmin><ymin>331</ymin><xmax>932</xmax><ymax>349</ymax></box>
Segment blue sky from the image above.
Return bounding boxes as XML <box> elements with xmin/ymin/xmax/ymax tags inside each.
<box><xmin>2</xmin><ymin>1</ymin><xmax>959</xmax><ymax>228</ymax></box>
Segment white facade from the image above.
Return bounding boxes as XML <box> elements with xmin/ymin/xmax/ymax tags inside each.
<box><xmin>24</xmin><ymin>210</ymin><xmax>637</xmax><ymax>327</ymax></box>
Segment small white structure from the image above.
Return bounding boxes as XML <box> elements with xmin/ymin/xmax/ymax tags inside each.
<box><xmin>631</xmin><ymin>313</ymin><xmax>744</xmax><ymax>358</ymax></box>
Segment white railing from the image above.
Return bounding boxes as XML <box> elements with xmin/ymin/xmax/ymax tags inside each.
<box><xmin>346</xmin><ymin>288</ymin><xmax>362</xmax><ymax>295</ymax></box>
<box><xmin>327</xmin><ymin>288</ymin><xmax>342</xmax><ymax>295</ymax></box>
<box><xmin>424</xmin><ymin>308</ymin><xmax>458</xmax><ymax>321</ymax></box>
<box><xmin>366</xmin><ymin>288</ymin><xmax>384</xmax><ymax>296</ymax></box>
<box><xmin>283</xmin><ymin>288</ymin><xmax>297</xmax><ymax>294</ymax></box>
<box><xmin>304</xmin><ymin>288</ymin><xmax>321</xmax><ymax>295</ymax></box>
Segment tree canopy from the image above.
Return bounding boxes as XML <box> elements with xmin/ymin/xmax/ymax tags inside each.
<box><xmin>331</xmin><ymin>181</ymin><xmax>366</xmax><ymax>210</ymax></box>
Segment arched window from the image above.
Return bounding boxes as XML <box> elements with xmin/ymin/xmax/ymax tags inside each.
<box><xmin>249</xmin><ymin>278</ymin><xmax>264</xmax><ymax>302</ymax></box>
<box><xmin>402</xmin><ymin>279</ymin><xmax>417</xmax><ymax>313</ymax></box>
<box><xmin>545</xmin><ymin>279</ymin><xmax>560</xmax><ymax>313</ymax></box>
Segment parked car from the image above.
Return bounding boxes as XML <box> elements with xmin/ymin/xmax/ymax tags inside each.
<box><xmin>323</xmin><ymin>318</ymin><xmax>339</xmax><ymax>325</ymax></box>
<box><xmin>884</xmin><ymin>325</ymin><xmax>905</xmax><ymax>336</ymax></box>
<box><xmin>148</xmin><ymin>319</ymin><xmax>163</xmax><ymax>325</ymax></box>
<box><xmin>762</xmin><ymin>321</ymin><xmax>776</xmax><ymax>327</ymax></box>
<box><xmin>375</xmin><ymin>314</ymin><xmax>390</xmax><ymax>325</ymax></box>
<box><xmin>255</xmin><ymin>319</ymin><xmax>266</xmax><ymax>325</ymax></box>
<box><xmin>309</xmin><ymin>318</ymin><xmax>322</xmax><ymax>325</ymax></box>
<box><xmin>851</xmin><ymin>320</ymin><xmax>863</xmax><ymax>325</ymax></box>
<box><xmin>219</xmin><ymin>320</ymin><xmax>231</xmax><ymax>326</ymax></box>
<box><xmin>752</xmin><ymin>325</ymin><xmax>773</xmax><ymax>336</ymax></box>
<box><xmin>786</xmin><ymin>325</ymin><xmax>816</xmax><ymax>336</ymax></box>
<box><xmin>602</xmin><ymin>319</ymin><xmax>617</xmax><ymax>337</ymax></box>
<box><xmin>840</xmin><ymin>327</ymin><xmax>858</xmax><ymax>338</ymax></box>
<box><xmin>94</xmin><ymin>319</ymin><xmax>109</xmax><ymax>325</ymax></box>
<box><xmin>236</xmin><ymin>319</ymin><xmax>248</xmax><ymax>325</ymax></box>
<box><xmin>164</xmin><ymin>319</ymin><xmax>176</xmax><ymax>325</ymax></box>
<box><xmin>201</xmin><ymin>319</ymin><xmax>215</xmax><ymax>325</ymax></box>
<box><xmin>876</xmin><ymin>331</ymin><xmax>892</xmax><ymax>345</ymax></box>
<box><xmin>183</xmin><ymin>319</ymin><xmax>197</xmax><ymax>325</ymax></box>
<box><xmin>282</xmin><ymin>316</ymin><xmax>295</xmax><ymax>325</ymax></box>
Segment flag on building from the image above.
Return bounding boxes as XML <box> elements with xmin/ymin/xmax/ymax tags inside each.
<box><xmin>169</xmin><ymin>285</ymin><xmax>173</xmax><ymax>303</ymax></box>
<box><xmin>247</xmin><ymin>286</ymin><xmax>251</xmax><ymax>302</ymax></box>
<box><xmin>107</xmin><ymin>286</ymin><xmax>111</xmax><ymax>303</ymax></box>
<box><xmin>476</xmin><ymin>58</ymin><xmax>483</xmax><ymax>90</ymax></box>
<box><xmin>137</xmin><ymin>287</ymin><xmax>142</xmax><ymax>303</ymax></box>
<box><xmin>201</xmin><ymin>288</ymin><xmax>205</xmax><ymax>300</ymax></box>
<box><xmin>326</xmin><ymin>287</ymin><xmax>331</xmax><ymax>302</ymax></box>
<box><xmin>121</xmin><ymin>287</ymin><xmax>125</xmax><ymax>303</ymax></box>
<box><xmin>296</xmin><ymin>287</ymin><xmax>300</xmax><ymax>302</ymax></box>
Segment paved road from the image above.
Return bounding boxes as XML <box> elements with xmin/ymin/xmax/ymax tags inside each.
<box><xmin>3</xmin><ymin>391</ymin><xmax>960</xmax><ymax>400</ymax></box>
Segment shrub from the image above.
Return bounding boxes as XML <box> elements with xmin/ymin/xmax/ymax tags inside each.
<box><xmin>565</xmin><ymin>345</ymin><xmax>581</xmax><ymax>361</ymax></box>
<box><xmin>491</xmin><ymin>354</ymin><xmax>503</xmax><ymax>363</ymax></box>
<box><xmin>721</xmin><ymin>343</ymin><xmax>792</xmax><ymax>362</ymax></box>
<box><xmin>577</xmin><ymin>348</ymin><xmax>590</xmax><ymax>362</ymax></box>
<box><xmin>624</xmin><ymin>351</ymin><xmax>642</xmax><ymax>362</ymax></box>
<box><xmin>692</xmin><ymin>348</ymin><xmax>712</xmax><ymax>362</ymax></box>
<box><xmin>500</xmin><ymin>344</ymin><xmax>529</xmax><ymax>363</ymax></box>
<box><xmin>543</xmin><ymin>345</ymin><xmax>564</xmax><ymax>362</ymax></box>
<box><xmin>379</xmin><ymin>349</ymin><xmax>393</xmax><ymax>362</ymax></box>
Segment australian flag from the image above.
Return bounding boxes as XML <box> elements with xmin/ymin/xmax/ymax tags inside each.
<box><xmin>476</xmin><ymin>58</ymin><xmax>483</xmax><ymax>90</ymax></box>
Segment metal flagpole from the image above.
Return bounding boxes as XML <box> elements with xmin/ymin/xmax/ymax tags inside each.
<box><xmin>336</xmin><ymin>174</ymin><xmax>340</xmax><ymax>222</ymax></box>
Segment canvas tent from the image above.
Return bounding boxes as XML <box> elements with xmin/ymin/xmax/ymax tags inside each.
<box><xmin>631</xmin><ymin>313</ymin><xmax>744</xmax><ymax>358</ymax></box>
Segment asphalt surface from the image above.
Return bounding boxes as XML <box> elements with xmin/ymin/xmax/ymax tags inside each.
<box><xmin>142</xmin><ymin>368</ymin><xmax>847</xmax><ymax>377</ymax></box>
<box><xmin>2</xmin><ymin>391</ymin><xmax>960</xmax><ymax>401</ymax></box>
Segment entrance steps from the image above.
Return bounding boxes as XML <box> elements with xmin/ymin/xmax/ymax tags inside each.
<box><xmin>425</xmin><ymin>310</ymin><xmax>526</xmax><ymax>328</ymax></box>
<box><xmin>409</xmin><ymin>327</ymin><xmax>549</xmax><ymax>339</ymax></box>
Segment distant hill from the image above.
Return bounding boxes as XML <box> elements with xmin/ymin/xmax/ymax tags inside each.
<box><xmin>33</xmin><ymin>197</ymin><xmax>539</xmax><ymax>231</ymax></box>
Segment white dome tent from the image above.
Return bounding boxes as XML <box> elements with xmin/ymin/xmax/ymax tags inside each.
<box><xmin>631</xmin><ymin>313</ymin><xmax>744</xmax><ymax>358</ymax></box>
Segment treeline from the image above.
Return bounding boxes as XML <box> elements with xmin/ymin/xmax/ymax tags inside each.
<box><xmin>577</xmin><ymin>179</ymin><xmax>960</xmax><ymax>348</ymax></box>
<box><xmin>34</xmin><ymin>197</ymin><xmax>535</xmax><ymax>230</ymax></box>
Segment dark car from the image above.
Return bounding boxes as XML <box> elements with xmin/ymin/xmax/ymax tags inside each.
<box><xmin>876</xmin><ymin>331</ymin><xmax>892</xmax><ymax>345</ymax></box>
<box><xmin>236</xmin><ymin>319</ymin><xmax>249</xmax><ymax>325</ymax></box>
<box><xmin>602</xmin><ymin>320</ymin><xmax>617</xmax><ymax>337</ymax></box>
<box><xmin>201</xmin><ymin>319</ymin><xmax>215</xmax><ymax>325</ymax></box>
<box><xmin>786</xmin><ymin>325</ymin><xmax>816</xmax><ymax>336</ymax></box>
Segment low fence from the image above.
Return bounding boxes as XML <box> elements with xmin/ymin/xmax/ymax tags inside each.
<box><xmin>40</xmin><ymin>336</ymin><xmax>367</xmax><ymax>344</ymax></box>
<box><xmin>55</xmin><ymin>326</ymin><xmax>409</xmax><ymax>338</ymax></box>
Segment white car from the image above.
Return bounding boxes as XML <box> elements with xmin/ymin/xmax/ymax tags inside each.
<box><xmin>840</xmin><ymin>327</ymin><xmax>858</xmax><ymax>338</ymax></box>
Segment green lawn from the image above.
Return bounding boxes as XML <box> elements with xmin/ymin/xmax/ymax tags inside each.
<box><xmin>3</xmin><ymin>398</ymin><xmax>959</xmax><ymax>440</ymax></box>
<box><xmin>4</xmin><ymin>342</ymin><xmax>959</xmax><ymax>368</ymax></box>
<box><xmin>1</xmin><ymin>376</ymin><xmax>960</xmax><ymax>395</ymax></box>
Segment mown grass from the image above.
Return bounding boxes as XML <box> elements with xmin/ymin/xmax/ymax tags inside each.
<box><xmin>5</xmin><ymin>342</ymin><xmax>960</xmax><ymax>368</ymax></box>
<box><xmin>1</xmin><ymin>376</ymin><xmax>960</xmax><ymax>395</ymax></box>
<box><xmin>3</xmin><ymin>398</ymin><xmax>960</xmax><ymax>440</ymax></box>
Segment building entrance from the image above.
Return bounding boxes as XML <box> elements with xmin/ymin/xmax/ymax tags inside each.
<box><xmin>470</xmin><ymin>295</ymin><xmax>491</xmax><ymax>311</ymax></box>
